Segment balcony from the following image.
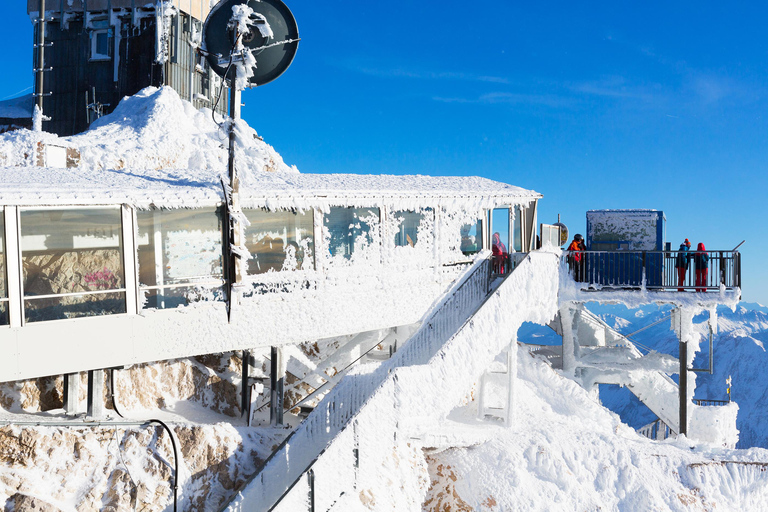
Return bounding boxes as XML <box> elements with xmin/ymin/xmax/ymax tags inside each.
<box><xmin>563</xmin><ymin>250</ymin><xmax>741</xmax><ymax>292</ymax></box>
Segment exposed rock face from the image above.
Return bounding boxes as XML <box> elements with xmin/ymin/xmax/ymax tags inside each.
<box><xmin>115</xmin><ymin>353</ymin><xmax>242</xmax><ymax>417</ymax></box>
<box><xmin>0</xmin><ymin>423</ymin><xmax>282</xmax><ymax>512</ymax></box>
<box><xmin>4</xmin><ymin>493</ymin><xmax>63</xmax><ymax>512</ymax></box>
<box><xmin>422</xmin><ymin>456</ymin><xmax>474</xmax><ymax>512</ymax></box>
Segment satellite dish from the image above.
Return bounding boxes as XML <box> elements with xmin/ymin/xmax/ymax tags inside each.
<box><xmin>553</xmin><ymin>222</ymin><xmax>568</xmax><ymax>246</ymax></box>
<box><xmin>203</xmin><ymin>0</ymin><xmax>299</xmax><ymax>87</ymax></box>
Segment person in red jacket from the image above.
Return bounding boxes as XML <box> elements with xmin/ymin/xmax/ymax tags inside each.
<box><xmin>567</xmin><ymin>234</ymin><xmax>585</xmax><ymax>282</ymax></box>
<box><xmin>694</xmin><ymin>242</ymin><xmax>709</xmax><ymax>292</ymax></box>
<box><xmin>492</xmin><ymin>232</ymin><xmax>508</xmax><ymax>274</ymax></box>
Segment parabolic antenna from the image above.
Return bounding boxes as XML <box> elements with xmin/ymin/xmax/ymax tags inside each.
<box><xmin>203</xmin><ymin>0</ymin><xmax>299</xmax><ymax>87</ymax></box>
<box><xmin>553</xmin><ymin>222</ymin><xmax>568</xmax><ymax>246</ymax></box>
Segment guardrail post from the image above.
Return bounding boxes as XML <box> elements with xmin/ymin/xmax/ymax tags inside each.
<box><xmin>271</xmin><ymin>347</ymin><xmax>284</xmax><ymax>426</ymax></box>
<box><xmin>720</xmin><ymin>251</ymin><xmax>725</xmax><ymax>288</ymax></box>
<box><xmin>679</xmin><ymin>341</ymin><xmax>687</xmax><ymax>437</ymax></box>
<box><xmin>307</xmin><ymin>469</ymin><xmax>315</xmax><ymax>512</ymax></box>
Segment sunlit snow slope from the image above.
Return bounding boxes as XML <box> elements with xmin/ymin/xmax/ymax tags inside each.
<box><xmin>424</xmin><ymin>344</ymin><xmax>768</xmax><ymax>511</ymax></box>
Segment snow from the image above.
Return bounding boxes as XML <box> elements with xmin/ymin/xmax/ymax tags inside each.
<box><xmin>0</xmin><ymin>86</ymin><xmax>539</xmax><ymax>210</ymax></box>
<box><xmin>0</xmin><ymin>94</ymin><xmax>33</xmax><ymax>119</ymax></box>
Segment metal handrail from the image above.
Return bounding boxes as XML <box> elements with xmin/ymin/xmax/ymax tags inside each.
<box><xmin>563</xmin><ymin>249</ymin><xmax>741</xmax><ymax>291</ymax></box>
<box><xmin>217</xmin><ymin>255</ymin><xmax>499</xmax><ymax>512</ymax></box>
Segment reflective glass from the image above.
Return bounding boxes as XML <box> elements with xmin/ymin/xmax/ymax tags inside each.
<box><xmin>460</xmin><ymin>219</ymin><xmax>483</xmax><ymax>256</ymax></box>
<box><xmin>25</xmin><ymin>292</ymin><xmax>126</xmax><ymax>323</ymax></box>
<box><xmin>324</xmin><ymin>207</ymin><xmax>380</xmax><ymax>260</ymax></box>
<box><xmin>20</xmin><ymin>208</ymin><xmax>125</xmax><ymax>297</ymax></box>
<box><xmin>492</xmin><ymin>208</ymin><xmax>510</xmax><ymax>253</ymax></box>
<box><xmin>137</xmin><ymin>207</ymin><xmax>223</xmax><ymax>286</ymax></box>
<box><xmin>0</xmin><ymin>303</ymin><xmax>7</xmax><ymax>326</ymax></box>
<box><xmin>393</xmin><ymin>210</ymin><xmax>425</xmax><ymax>247</ymax></box>
<box><xmin>513</xmin><ymin>206</ymin><xmax>523</xmax><ymax>252</ymax></box>
<box><xmin>243</xmin><ymin>209</ymin><xmax>314</xmax><ymax>275</ymax></box>
<box><xmin>142</xmin><ymin>286</ymin><xmax>224</xmax><ymax>310</ymax></box>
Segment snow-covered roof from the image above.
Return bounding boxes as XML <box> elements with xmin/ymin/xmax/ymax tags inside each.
<box><xmin>0</xmin><ymin>87</ymin><xmax>538</xmax><ymax>210</ymax></box>
<box><xmin>0</xmin><ymin>94</ymin><xmax>33</xmax><ymax>120</ymax></box>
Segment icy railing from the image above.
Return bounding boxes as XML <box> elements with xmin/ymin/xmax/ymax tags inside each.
<box><xmin>221</xmin><ymin>255</ymin><xmax>494</xmax><ymax>512</ymax></box>
<box><xmin>564</xmin><ymin>250</ymin><xmax>741</xmax><ymax>291</ymax></box>
<box><xmin>638</xmin><ymin>418</ymin><xmax>673</xmax><ymax>441</ymax></box>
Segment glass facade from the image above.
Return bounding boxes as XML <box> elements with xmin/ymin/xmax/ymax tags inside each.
<box><xmin>20</xmin><ymin>208</ymin><xmax>126</xmax><ymax>322</ymax></box>
<box><xmin>324</xmin><ymin>207</ymin><xmax>380</xmax><ymax>261</ymax></box>
<box><xmin>243</xmin><ymin>208</ymin><xmax>315</xmax><ymax>275</ymax></box>
<box><xmin>137</xmin><ymin>207</ymin><xmax>224</xmax><ymax>309</ymax></box>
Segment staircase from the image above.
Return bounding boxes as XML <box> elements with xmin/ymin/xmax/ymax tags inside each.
<box><xmin>220</xmin><ymin>255</ymin><xmax>495</xmax><ymax>512</ymax></box>
<box><xmin>219</xmin><ymin>252</ymin><xmax>561</xmax><ymax>512</ymax></box>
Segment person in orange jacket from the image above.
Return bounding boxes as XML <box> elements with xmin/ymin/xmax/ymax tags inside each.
<box><xmin>567</xmin><ymin>234</ymin><xmax>585</xmax><ymax>281</ymax></box>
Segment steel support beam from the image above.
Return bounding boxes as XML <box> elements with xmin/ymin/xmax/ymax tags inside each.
<box><xmin>270</xmin><ymin>346</ymin><xmax>284</xmax><ymax>426</ymax></box>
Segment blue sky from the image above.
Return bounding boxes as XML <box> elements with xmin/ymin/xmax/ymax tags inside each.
<box><xmin>2</xmin><ymin>2</ymin><xmax>765</xmax><ymax>303</ymax></box>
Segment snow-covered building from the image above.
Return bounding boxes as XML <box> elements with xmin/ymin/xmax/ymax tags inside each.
<box><xmin>27</xmin><ymin>0</ymin><xmax>226</xmax><ymax>135</ymax></box>
<box><xmin>0</xmin><ymin>86</ymin><xmax>753</xmax><ymax>511</ymax></box>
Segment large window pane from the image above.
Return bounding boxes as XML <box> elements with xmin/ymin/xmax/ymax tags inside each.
<box><xmin>243</xmin><ymin>209</ymin><xmax>315</xmax><ymax>275</ymax></box>
<box><xmin>393</xmin><ymin>210</ymin><xmax>427</xmax><ymax>248</ymax></box>
<box><xmin>136</xmin><ymin>207</ymin><xmax>224</xmax><ymax>310</ymax></box>
<box><xmin>513</xmin><ymin>206</ymin><xmax>523</xmax><ymax>252</ymax></box>
<box><xmin>460</xmin><ymin>219</ymin><xmax>483</xmax><ymax>256</ymax></box>
<box><xmin>137</xmin><ymin>208</ymin><xmax>223</xmax><ymax>286</ymax></box>
<box><xmin>324</xmin><ymin>207</ymin><xmax>380</xmax><ymax>261</ymax></box>
<box><xmin>492</xmin><ymin>208</ymin><xmax>510</xmax><ymax>252</ymax></box>
<box><xmin>20</xmin><ymin>208</ymin><xmax>125</xmax><ymax>323</ymax></box>
<box><xmin>25</xmin><ymin>293</ymin><xmax>126</xmax><ymax>323</ymax></box>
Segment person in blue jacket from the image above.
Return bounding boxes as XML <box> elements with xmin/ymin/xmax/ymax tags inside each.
<box><xmin>675</xmin><ymin>239</ymin><xmax>691</xmax><ymax>291</ymax></box>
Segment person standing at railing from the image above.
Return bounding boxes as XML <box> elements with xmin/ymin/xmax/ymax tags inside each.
<box><xmin>492</xmin><ymin>232</ymin><xmax>508</xmax><ymax>274</ymax></box>
<box><xmin>694</xmin><ymin>242</ymin><xmax>709</xmax><ymax>292</ymax></box>
<box><xmin>567</xmin><ymin>234</ymin><xmax>585</xmax><ymax>282</ymax></box>
<box><xmin>675</xmin><ymin>239</ymin><xmax>691</xmax><ymax>291</ymax></box>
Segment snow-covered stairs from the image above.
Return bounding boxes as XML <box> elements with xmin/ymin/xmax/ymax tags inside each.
<box><xmin>220</xmin><ymin>253</ymin><xmax>561</xmax><ymax>512</ymax></box>
<box><xmin>562</xmin><ymin>305</ymin><xmax>680</xmax><ymax>435</ymax></box>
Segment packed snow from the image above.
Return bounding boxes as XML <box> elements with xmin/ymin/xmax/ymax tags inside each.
<box><xmin>0</xmin><ymin>86</ymin><xmax>538</xmax><ymax>211</ymax></box>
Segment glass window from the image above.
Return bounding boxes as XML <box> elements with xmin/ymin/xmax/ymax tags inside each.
<box><xmin>460</xmin><ymin>219</ymin><xmax>483</xmax><ymax>256</ymax></box>
<box><xmin>20</xmin><ymin>208</ymin><xmax>126</xmax><ymax>323</ymax></box>
<box><xmin>137</xmin><ymin>207</ymin><xmax>224</xmax><ymax>310</ymax></box>
<box><xmin>513</xmin><ymin>206</ymin><xmax>523</xmax><ymax>252</ymax></box>
<box><xmin>492</xmin><ymin>208</ymin><xmax>510</xmax><ymax>254</ymax></box>
<box><xmin>392</xmin><ymin>210</ymin><xmax>427</xmax><ymax>248</ymax></box>
<box><xmin>91</xmin><ymin>29</ymin><xmax>110</xmax><ymax>60</ymax></box>
<box><xmin>0</xmin><ymin>211</ymin><xmax>8</xmax><ymax>326</ymax></box>
<box><xmin>243</xmin><ymin>209</ymin><xmax>315</xmax><ymax>275</ymax></box>
<box><xmin>324</xmin><ymin>207</ymin><xmax>380</xmax><ymax>261</ymax></box>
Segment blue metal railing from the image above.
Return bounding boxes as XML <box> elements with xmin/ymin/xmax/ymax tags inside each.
<box><xmin>564</xmin><ymin>250</ymin><xmax>741</xmax><ymax>291</ymax></box>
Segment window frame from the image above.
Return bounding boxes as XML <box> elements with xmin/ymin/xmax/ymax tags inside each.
<box><xmin>18</xmin><ymin>205</ymin><xmax>128</xmax><ymax>324</ymax></box>
<box><xmin>90</xmin><ymin>28</ymin><xmax>111</xmax><ymax>61</ymax></box>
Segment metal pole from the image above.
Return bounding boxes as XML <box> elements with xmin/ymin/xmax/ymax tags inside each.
<box><xmin>36</xmin><ymin>0</ymin><xmax>47</xmax><ymax>114</ymax></box>
<box><xmin>223</xmin><ymin>32</ymin><xmax>243</xmax><ymax>318</ymax></box>
<box><xmin>679</xmin><ymin>341</ymin><xmax>687</xmax><ymax>437</ymax></box>
<box><xmin>241</xmin><ymin>349</ymin><xmax>251</xmax><ymax>418</ymax></box>
<box><xmin>270</xmin><ymin>346</ymin><xmax>284</xmax><ymax>426</ymax></box>
<box><xmin>307</xmin><ymin>469</ymin><xmax>315</xmax><ymax>512</ymax></box>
